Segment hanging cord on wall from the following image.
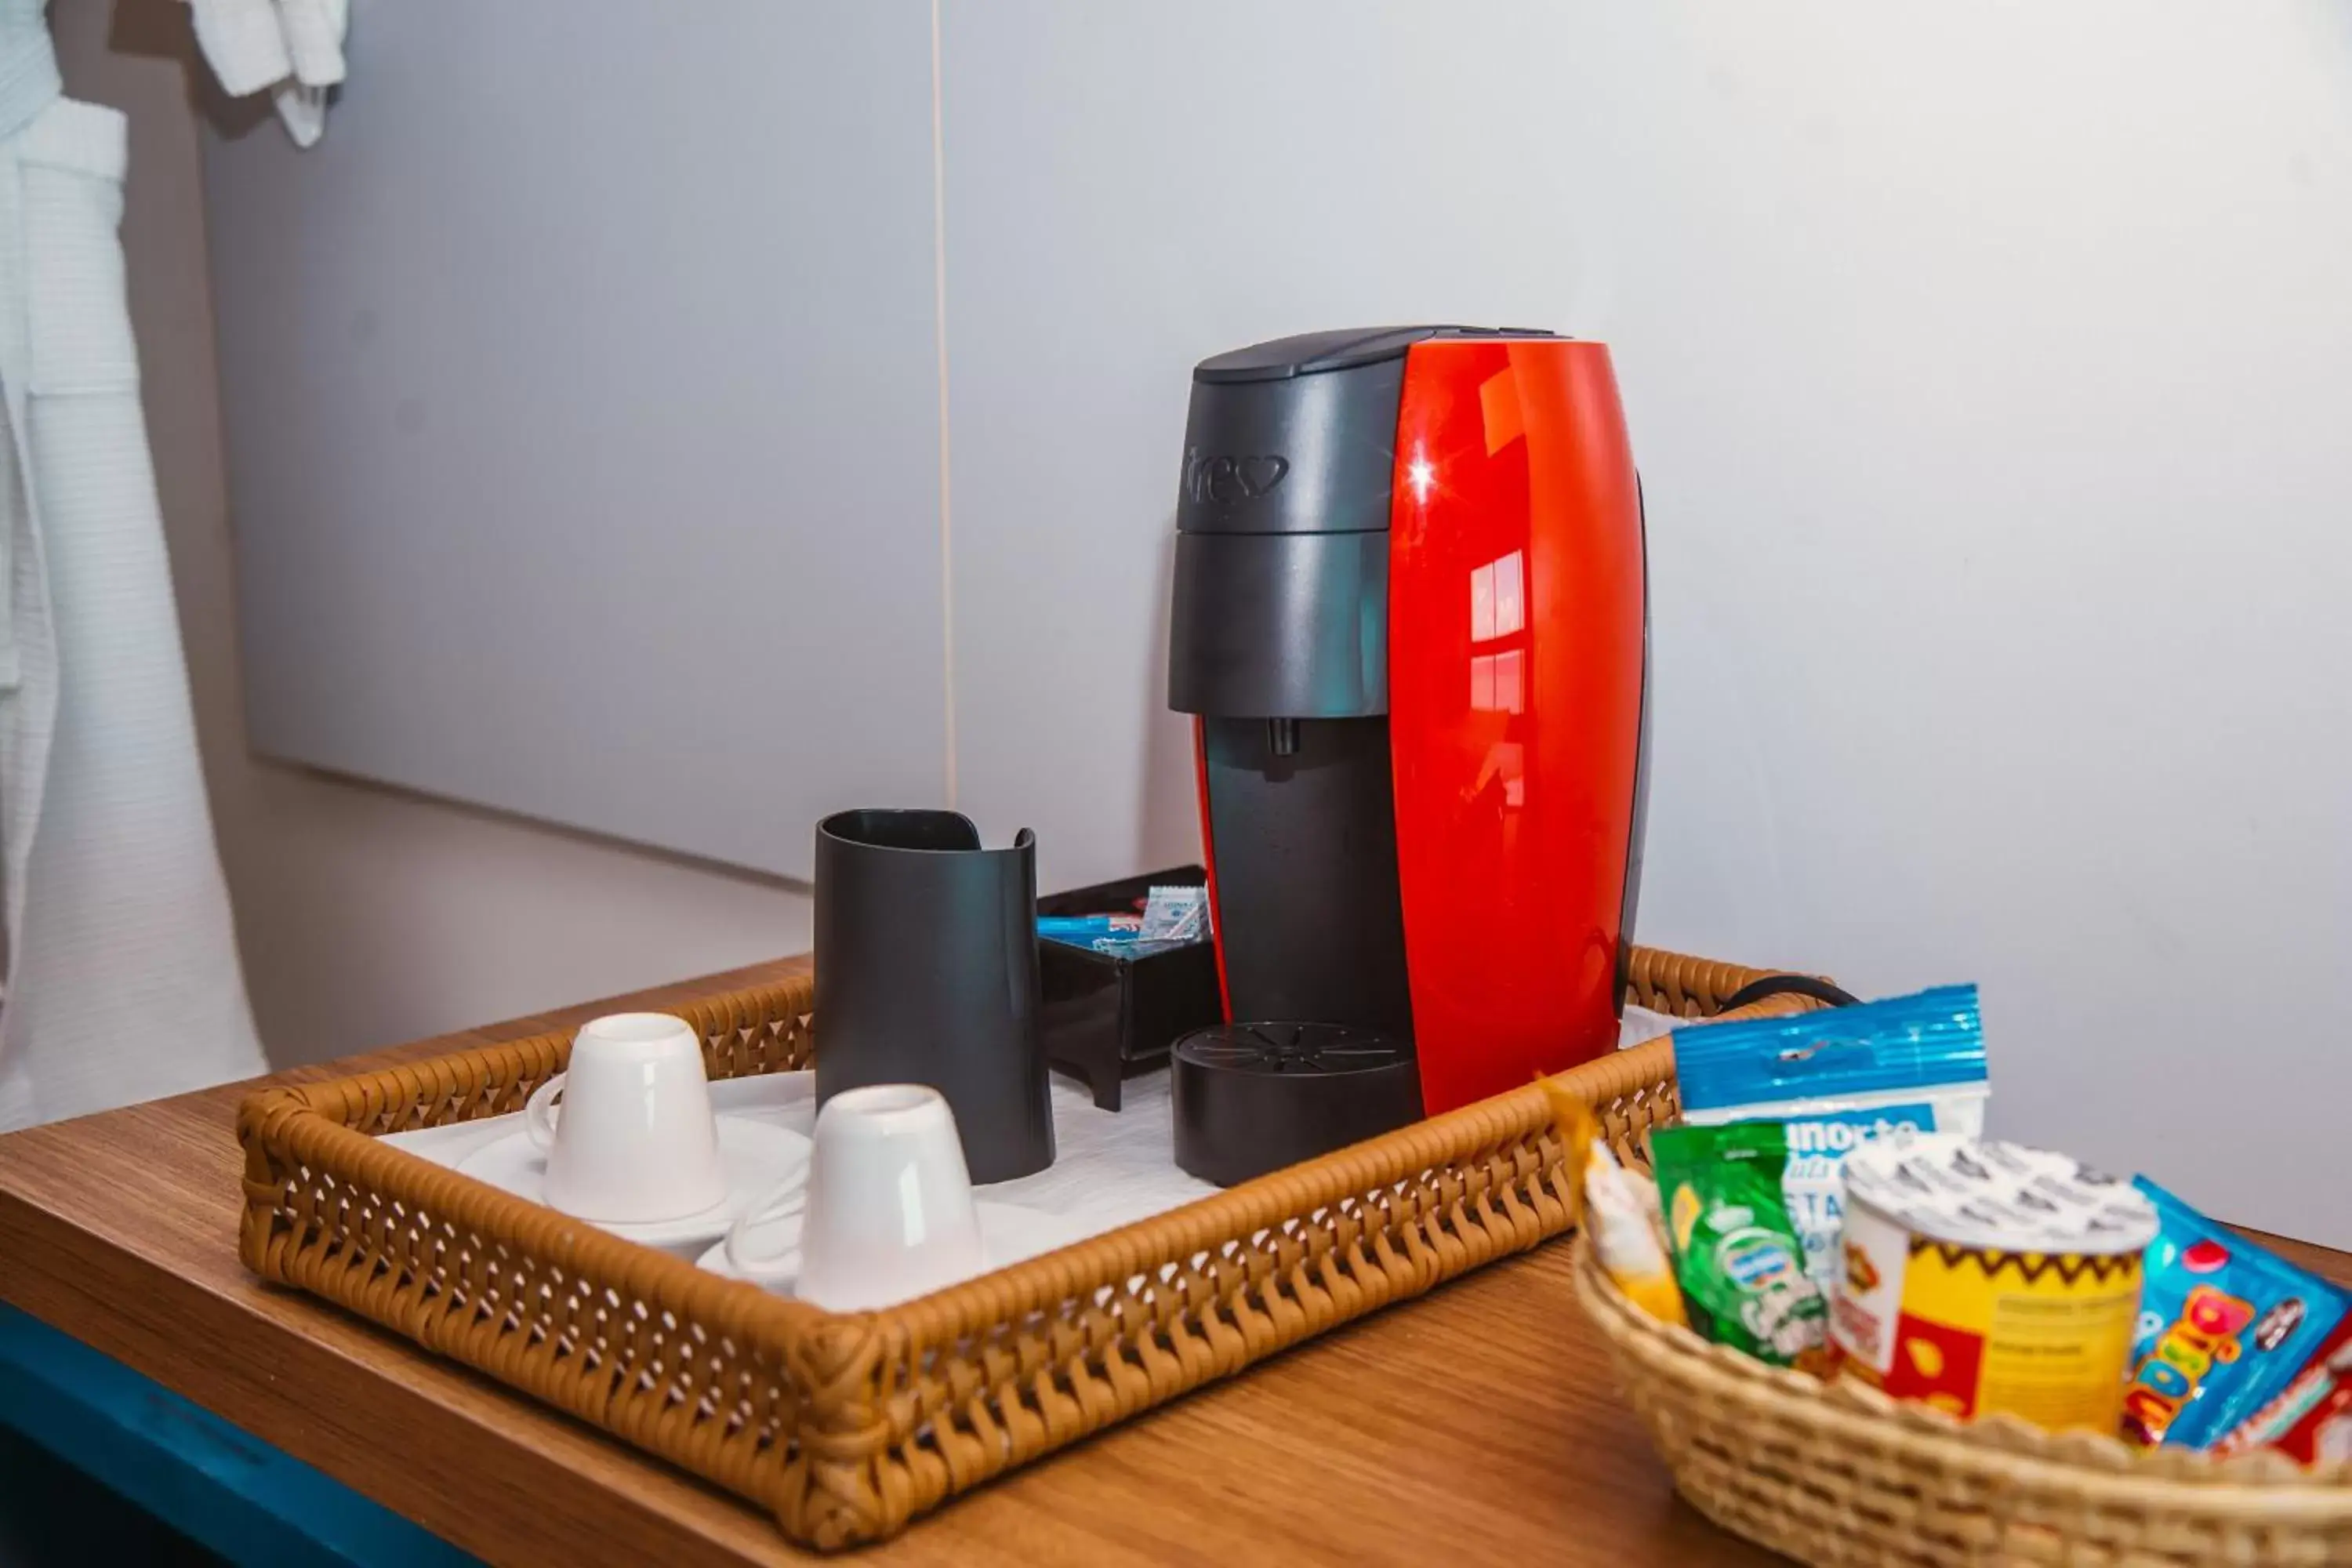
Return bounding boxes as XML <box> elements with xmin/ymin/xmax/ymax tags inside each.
<box><xmin>1716</xmin><ymin>974</ymin><xmax>1863</xmax><ymax>1013</ymax></box>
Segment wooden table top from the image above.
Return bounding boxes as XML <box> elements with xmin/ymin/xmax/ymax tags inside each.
<box><xmin>3</xmin><ymin>958</ymin><xmax>2346</xmax><ymax>1567</ymax></box>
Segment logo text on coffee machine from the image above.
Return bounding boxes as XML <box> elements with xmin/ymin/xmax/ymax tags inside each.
<box><xmin>1185</xmin><ymin>448</ymin><xmax>1290</xmax><ymax>504</ymax></box>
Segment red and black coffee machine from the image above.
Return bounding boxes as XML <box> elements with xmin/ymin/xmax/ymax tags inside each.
<box><xmin>1167</xmin><ymin>327</ymin><xmax>1649</xmax><ymax>1184</ymax></box>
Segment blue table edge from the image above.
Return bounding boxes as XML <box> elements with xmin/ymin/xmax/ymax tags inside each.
<box><xmin>0</xmin><ymin>1301</ymin><xmax>477</xmax><ymax>1566</ymax></box>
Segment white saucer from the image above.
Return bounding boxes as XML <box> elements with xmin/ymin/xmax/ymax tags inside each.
<box><xmin>696</xmin><ymin>1200</ymin><xmax>1091</xmax><ymax>1297</ymax></box>
<box><xmin>456</xmin><ymin>1115</ymin><xmax>812</xmax><ymax>1250</ymax></box>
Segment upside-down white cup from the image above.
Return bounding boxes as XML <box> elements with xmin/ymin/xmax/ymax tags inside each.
<box><xmin>524</xmin><ymin>1013</ymin><xmax>729</xmax><ymax>1223</ymax></box>
<box><xmin>725</xmin><ymin>1083</ymin><xmax>982</xmax><ymax>1308</ymax></box>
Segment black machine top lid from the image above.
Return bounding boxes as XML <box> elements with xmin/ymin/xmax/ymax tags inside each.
<box><xmin>1192</xmin><ymin>325</ymin><xmax>1567</xmax><ymax>384</ymax></box>
<box><xmin>1168</xmin><ymin>322</ymin><xmax>1572</xmax><ymax>715</ymax></box>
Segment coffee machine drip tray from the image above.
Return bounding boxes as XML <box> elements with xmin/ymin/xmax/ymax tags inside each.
<box><xmin>1170</xmin><ymin>1022</ymin><xmax>1423</xmax><ymax>1187</ymax></box>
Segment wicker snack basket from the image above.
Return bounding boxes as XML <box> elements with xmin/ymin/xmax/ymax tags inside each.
<box><xmin>1570</xmin><ymin>1099</ymin><xmax>2352</xmax><ymax>1565</ymax></box>
<box><xmin>237</xmin><ymin>944</ymin><xmax>1789</xmax><ymax>1550</ymax></box>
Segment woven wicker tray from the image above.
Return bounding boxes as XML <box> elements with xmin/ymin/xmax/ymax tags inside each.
<box><xmin>1570</xmin><ymin>1087</ymin><xmax>2352</xmax><ymax>1566</ymax></box>
<box><xmin>236</xmin><ymin>945</ymin><xmax>1805</xmax><ymax>1550</ymax></box>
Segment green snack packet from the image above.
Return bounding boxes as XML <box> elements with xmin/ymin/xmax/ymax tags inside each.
<box><xmin>1647</xmin><ymin>1122</ymin><xmax>1828</xmax><ymax>1366</ymax></box>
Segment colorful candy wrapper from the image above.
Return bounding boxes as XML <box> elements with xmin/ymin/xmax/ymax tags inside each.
<box><xmin>2122</xmin><ymin>1178</ymin><xmax>2350</xmax><ymax>1449</ymax></box>
<box><xmin>2216</xmin><ymin>1318</ymin><xmax>2352</xmax><ymax>1465</ymax></box>
<box><xmin>1648</xmin><ymin>1122</ymin><xmax>1827</xmax><ymax>1368</ymax></box>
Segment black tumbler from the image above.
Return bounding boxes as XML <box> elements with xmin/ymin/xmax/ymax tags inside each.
<box><xmin>812</xmin><ymin>809</ymin><xmax>1055</xmax><ymax>1182</ymax></box>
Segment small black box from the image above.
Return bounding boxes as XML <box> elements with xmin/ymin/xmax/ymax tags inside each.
<box><xmin>1037</xmin><ymin>866</ymin><xmax>1222</xmax><ymax>1111</ymax></box>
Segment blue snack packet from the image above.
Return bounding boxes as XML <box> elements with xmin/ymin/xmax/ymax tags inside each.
<box><xmin>1036</xmin><ymin>914</ymin><xmax>1136</xmax><ymax>950</ymax></box>
<box><xmin>2123</xmin><ymin>1178</ymin><xmax>2350</xmax><ymax>1450</ymax></box>
<box><xmin>1673</xmin><ymin>984</ymin><xmax>1987</xmax><ymax>1295</ymax></box>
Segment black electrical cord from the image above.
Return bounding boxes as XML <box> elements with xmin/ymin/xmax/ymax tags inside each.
<box><xmin>1715</xmin><ymin>974</ymin><xmax>1864</xmax><ymax>1013</ymax></box>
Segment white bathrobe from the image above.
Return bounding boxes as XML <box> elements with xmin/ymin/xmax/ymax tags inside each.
<box><xmin>0</xmin><ymin>12</ymin><xmax>264</xmax><ymax>1128</ymax></box>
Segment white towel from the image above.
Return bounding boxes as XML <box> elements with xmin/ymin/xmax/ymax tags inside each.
<box><xmin>183</xmin><ymin>0</ymin><xmax>347</xmax><ymax>149</ymax></box>
<box><xmin>0</xmin><ymin>24</ymin><xmax>265</xmax><ymax>1129</ymax></box>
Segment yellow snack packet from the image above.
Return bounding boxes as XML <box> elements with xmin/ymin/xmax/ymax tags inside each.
<box><xmin>1538</xmin><ymin>1076</ymin><xmax>1600</xmax><ymax>1229</ymax></box>
<box><xmin>1541</xmin><ymin>1076</ymin><xmax>1689</xmax><ymax>1328</ymax></box>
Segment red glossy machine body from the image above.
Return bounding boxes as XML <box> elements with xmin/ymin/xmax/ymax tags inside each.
<box><xmin>1386</xmin><ymin>339</ymin><xmax>1645</xmax><ymax>1111</ymax></box>
<box><xmin>1175</xmin><ymin>330</ymin><xmax>1646</xmax><ymax>1121</ymax></box>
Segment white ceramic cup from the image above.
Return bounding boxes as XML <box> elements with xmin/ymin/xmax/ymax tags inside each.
<box><xmin>524</xmin><ymin>1013</ymin><xmax>729</xmax><ymax>1223</ymax></box>
<box><xmin>725</xmin><ymin>1083</ymin><xmax>982</xmax><ymax>1308</ymax></box>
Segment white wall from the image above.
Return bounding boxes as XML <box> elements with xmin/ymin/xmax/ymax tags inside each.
<box><xmin>938</xmin><ymin>2</ymin><xmax>2352</xmax><ymax>1245</ymax></box>
<box><xmin>201</xmin><ymin>2</ymin><xmax>950</xmax><ymax>884</ymax></box>
<box><xmin>57</xmin><ymin>1</ymin><xmax>2352</xmax><ymax>1244</ymax></box>
<box><xmin>52</xmin><ymin>0</ymin><xmax>811</xmax><ymax>1065</ymax></box>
